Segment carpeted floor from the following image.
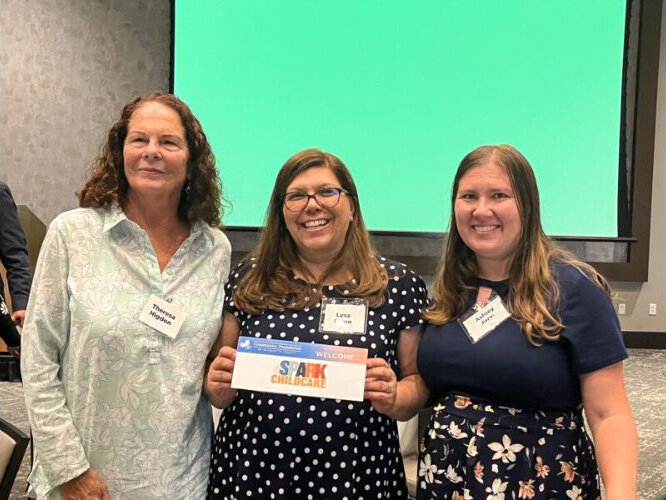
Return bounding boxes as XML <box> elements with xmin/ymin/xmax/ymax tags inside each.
<box><xmin>0</xmin><ymin>377</ymin><xmax>30</xmax><ymax>499</ymax></box>
<box><xmin>624</xmin><ymin>349</ymin><xmax>666</xmax><ymax>498</ymax></box>
<box><xmin>1</xmin><ymin>348</ymin><xmax>664</xmax><ymax>499</ymax></box>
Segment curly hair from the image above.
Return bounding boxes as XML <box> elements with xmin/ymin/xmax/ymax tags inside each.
<box><xmin>423</xmin><ymin>145</ymin><xmax>609</xmax><ymax>345</ymax></box>
<box><xmin>232</xmin><ymin>148</ymin><xmax>388</xmax><ymax>314</ymax></box>
<box><xmin>78</xmin><ymin>92</ymin><xmax>222</xmax><ymax>227</ymax></box>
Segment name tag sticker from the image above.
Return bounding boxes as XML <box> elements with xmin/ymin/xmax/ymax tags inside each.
<box><xmin>319</xmin><ymin>297</ymin><xmax>368</xmax><ymax>335</ymax></box>
<box><xmin>139</xmin><ymin>294</ymin><xmax>186</xmax><ymax>339</ymax></box>
<box><xmin>458</xmin><ymin>293</ymin><xmax>511</xmax><ymax>344</ymax></box>
<box><xmin>232</xmin><ymin>337</ymin><xmax>368</xmax><ymax>401</ymax></box>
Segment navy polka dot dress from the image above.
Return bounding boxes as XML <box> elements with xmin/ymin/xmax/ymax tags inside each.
<box><xmin>207</xmin><ymin>257</ymin><xmax>428</xmax><ymax>499</ymax></box>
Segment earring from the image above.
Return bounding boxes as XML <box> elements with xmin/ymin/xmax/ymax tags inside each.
<box><xmin>185</xmin><ymin>180</ymin><xmax>191</xmax><ymax>198</ymax></box>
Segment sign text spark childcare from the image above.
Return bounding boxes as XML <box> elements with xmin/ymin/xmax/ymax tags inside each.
<box><xmin>271</xmin><ymin>361</ymin><xmax>328</xmax><ymax>388</ymax></box>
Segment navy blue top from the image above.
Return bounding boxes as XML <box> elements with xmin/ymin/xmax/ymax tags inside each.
<box><xmin>418</xmin><ymin>263</ymin><xmax>627</xmax><ymax>410</ymax></box>
<box><xmin>0</xmin><ymin>181</ymin><xmax>32</xmax><ymax>311</ymax></box>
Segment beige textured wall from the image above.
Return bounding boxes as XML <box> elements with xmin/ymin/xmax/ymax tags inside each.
<box><xmin>0</xmin><ymin>0</ymin><xmax>171</xmax><ymax>223</ymax></box>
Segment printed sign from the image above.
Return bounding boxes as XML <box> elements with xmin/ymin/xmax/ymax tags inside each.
<box><xmin>232</xmin><ymin>337</ymin><xmax>368</xmax><ymax>401</ymax></box>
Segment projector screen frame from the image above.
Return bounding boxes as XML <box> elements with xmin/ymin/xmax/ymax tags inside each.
<box><xmin>170</xmin><ymin>0</ymin><xmax>661</xmax><ymax>282</ymax></box>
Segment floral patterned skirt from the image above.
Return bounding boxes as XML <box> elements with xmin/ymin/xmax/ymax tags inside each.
<box><xmin>417</xmin><ymin>394</ymin><xmax>600</xmax><ymax>499</ymax></box>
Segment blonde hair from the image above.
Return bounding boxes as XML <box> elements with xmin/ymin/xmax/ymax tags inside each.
<box><xmin>233</xmin><ymin>149</ymin><xmax>388</xmax><ymax>314</ymax></box>
<box><xmin>423</xmin><ymin>145</ymin><xmax>609</xmax><ymax>345</ymax></box>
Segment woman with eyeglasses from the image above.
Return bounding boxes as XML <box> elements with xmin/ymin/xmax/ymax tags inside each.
<box><xmin>205</xmin><ymin>148</ymin><xmax>428</xmax><ymax>498</ymax></box>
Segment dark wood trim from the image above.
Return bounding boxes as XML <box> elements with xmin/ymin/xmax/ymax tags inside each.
<box><xmin>623</xmin><ymin>331</ymin><xmax>666</xmax><ymax>349</ymax></box>
<box><xmin>169</xmin><ymin>0</ymin><xmax>175</xmax><ymax>93</ymax></box>
<box><xmin>224</xmin><ymin>226</ymin><xmax>637</xmax><ymax>243</ymax></box>
<box><xmin>595</xmin><ymin>0</ymin><xmax>662</xmax><ymax>281</ymax></box>
<box><xmin>616</xmin><ymin>0</ymin><xmax>633</xmax><ymax>237</ymax></box>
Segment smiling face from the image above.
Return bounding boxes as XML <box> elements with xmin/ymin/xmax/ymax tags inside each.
<box><xmin>123</xmin><ymin>101</ymin><xmax>189</xmax><ymax>203</ymax></box>
<box><xmin>282</xmin><ymin>166</ymin><xmax>354</xmax><ymax>263</ymax></box>
<box><xmin>454</xmin><ymin>161</ymin><xmax>522</xmax><ymax>279</ymax></box>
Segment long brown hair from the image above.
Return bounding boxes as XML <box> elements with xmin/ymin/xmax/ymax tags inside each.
<box><xmin>423</xmin><ymin>145</ymin><xmax>609</xmax><ymax>345</ymax></box>
<box><xmin>78</xmin><ymin>92</ymin><xmax>223</xmax><ymax>227</ymax></box>
<box><xmin>233</xmin><ymin>148</ymin><xmax>387</xmax><ymax>314</ymax></box>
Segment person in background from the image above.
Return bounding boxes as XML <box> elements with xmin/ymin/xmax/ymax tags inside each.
<box><xmin>416</xmin><ymin>145</ymin><xmax>637</xmax><ymax>498</ymax></box>
<box><xmin>0</xmin><ymin>180</ymin><xmax>32</xmax><ymax>328</ymax></box>
<box><xmin>21</xmin><ymin>92</ymin><xmax>231</xmax><ymax>499</ymax></box>
<box><xmin>205</xmin><ymin>148</ymin><xmax>429</xmax><ymax>498</ymax></box>
<box><xmin>0</xmin><ymin>294</ymin><xmax>21</xmax><ymax>358</ymax></box>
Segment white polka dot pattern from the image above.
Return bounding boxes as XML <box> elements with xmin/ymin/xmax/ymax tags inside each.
<box><xmin>207</xmin><ymin>257</ymin><xmax>428</xmax><ymax>498</ymax></box>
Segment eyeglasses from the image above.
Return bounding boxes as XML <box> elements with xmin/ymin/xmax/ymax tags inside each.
<box><xmin>282</xmin><ymin>187</ymin><xmax>351</xmax><ymax>212</ymax></box>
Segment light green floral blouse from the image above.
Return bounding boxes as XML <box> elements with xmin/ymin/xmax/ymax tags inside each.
<box><xmin>21</xmin><ymin>207</ymin><xmax>231</xmax><ymax>499</ymax></box>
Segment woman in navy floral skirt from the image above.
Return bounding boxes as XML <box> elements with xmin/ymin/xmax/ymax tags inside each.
<box><xmin>416</xmin><ymin>145</ymin><xmax>637</xmax><ymax>499</ymax></box>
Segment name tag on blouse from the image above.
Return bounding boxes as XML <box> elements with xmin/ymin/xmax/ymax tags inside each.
<box><xmin>458</xmin><ymin>293</ymin><xmax>511</xmax><ymax>343</ymax></box>
<box><xmin>139</xmin><ymin>294</ymin><xmax>186</xmax><ymax>339</ymax></box>
<box><xmin>319</xmin><ymin>297</ymin><xmax>368</xmax><ymax>335</ymax></box>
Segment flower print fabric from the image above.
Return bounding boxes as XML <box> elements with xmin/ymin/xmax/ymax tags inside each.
<box><xmin>417</xmin><ymin>395</ymin><xmax>600</xmax><ymax>499</ymax></box>
<box><xmin>21</xmin><ymin>207</ymin><xmax>231</xmax><ymax>499</ymax></box>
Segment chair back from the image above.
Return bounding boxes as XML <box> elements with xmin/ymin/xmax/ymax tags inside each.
<box><xmin>0</xmin><ymin>417</ymin><xmax>29</xmax><ymax>500</ymax></box>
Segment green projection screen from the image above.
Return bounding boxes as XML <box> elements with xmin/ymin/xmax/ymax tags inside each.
<box><xmin>173</xmin><ymin>1</ymin><xmax>627</xmax><ymax>236</ymax></box>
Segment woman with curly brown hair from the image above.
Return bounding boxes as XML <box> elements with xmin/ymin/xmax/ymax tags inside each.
<box><xmin>21</xmin><ymin>92</ymin><xmax>231</xmax><ymax>499</ymax></box>
<box><xmin>416</xmin><ymin>145</ymin><xmax>637</xmax><ymax>499</ymax></box>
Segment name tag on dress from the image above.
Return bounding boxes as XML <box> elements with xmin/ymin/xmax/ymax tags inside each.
<box><xmin>232</xmin><ymin>337</ymin><xmax>368</xmax><ymax>401</ymax></box>
<box><xmin>458</xmin><ymin>293</ymin><xmax>511</xmax><ymax>343</ymax></box>
<box><xmin>139</xmin><ymin>294</ymin><xmax>186</xmax><ymax>339</ymax></box>
<box><xmin>319</xmin><ymin>297</ymin><xmax>368</xmax><ymax>335</ymax></box>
